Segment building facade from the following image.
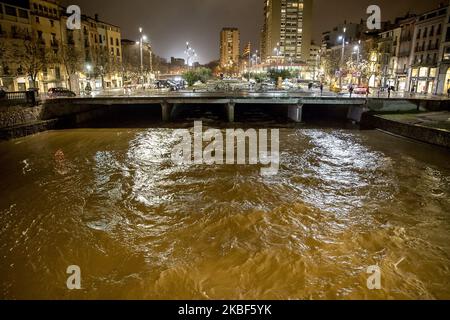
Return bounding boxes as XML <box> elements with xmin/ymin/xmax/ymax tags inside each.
<box><xmin>260</xmin><ymin>0</ymin><xmax>312</xmax><ymax>63</ymax></box>
<box><xmin>220</xmin><ymin>27</ymin><xmax>240</xmax><ymax>69</ymax></box>
<box><xmin>0</xmin><ymin>0</ymin><xmax>123</xmax><ymax>94</ymax></box>
<box><xmin>409</xmin><ymin>5</ymin><xmax>447</xmax><ymax>94</ymax></box>
<box><xmin>396</xmin><ymin>16</ymin><xmax>416</xmax><ymax>91</ymax></box>
<box><xmin>0</xmin><ymin>0</ymin><xmax>33</xmax><ymax>90</ymax></box>
<box><xmin>378</xmin><ymin>27</ymin><xmax>402</xmax><ymax>89</ymax></box>
<box><xmin>261</xmin><ymin>0</ymin><xmax>281</xmax><ymax>62</ymax></box>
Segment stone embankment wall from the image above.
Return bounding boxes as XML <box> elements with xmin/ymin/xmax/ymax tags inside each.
<box><xmin>364</xmin><ymin>115</ymin><xmax>450</xmax><ymax>148</ymax></box>
<box><xmin>0</xmin><ymin>105</ymin><xmax>43</xmax><ymax>128</ymax></box>
<box><xmin>0</xmin><ymin>101</ymin><xmax>109</xmax><ymax>140</ymax></box>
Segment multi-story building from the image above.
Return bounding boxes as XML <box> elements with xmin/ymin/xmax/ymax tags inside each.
<box><xmin>219</xmin><ymin>27</ymin><xmax>240</xmax><ymax>69</ymax></box>
<box><xmin>396</xmin><ymin>15</ymin><xmax>416</xmax><ymax>91</ymax></box>
<box><xmin>261</xmin><ymin>0</ymin><xmax>312</xmax><ymax>63</ymax></box>
<box><xmin>321</xmin><ymin>20</ymin><xmax>366</xmax><ymax>50</ymax></box>
<box><xmin>0</xmin><ymin>0</ymin><xmax>124</xmax><ymax>94</ymax></box>
<box><xmin>306</xmin><ymin>42</ymin><xmax>321</xmax><ymax>81</ymax></box>
<box><xmin>280</xmin><ymin>0</ymin><xmax>312</xmax><ymax>62</ymax></box>
<box><xmin>30</xmin><ymin>0</ymin><xmax>65</xmax><ymax>92</ymax></box>
<box><xmin>0</xmin><ymin>0</ymin><xmax>33</xmax><ymax>90</ymax></box>
<box><xmin>93</xmin><ymin>15</ymin><xmax>122</xmax><ymax>89</ymax></box>
<box><xmin>436</xmin><ymin>4</ymin><xmax>450</xmax><ymax>94</ymax></box>
<box><xmin>169</xmin><ymin>57</ymin><xmax>185</xmax><ymax>74</ymax></box>
<box><xmin>378</xmin><ymin>26</ymin><xmax>402</xmax><ymax>88</ymax></box>
<box><xmin>260</xmin><ymin>0</ymin><xmax>281</xmax><ymax>62</ymax></box>
<box><xmin>409</xmin><ymin>5</ymin><xmax>447</xmax><ymax>94</ymax></box>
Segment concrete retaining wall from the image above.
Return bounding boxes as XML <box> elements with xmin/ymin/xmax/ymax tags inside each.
<box><xmin>0</xmin><ymin>119</ymin><xmax>58</xmax><ymax>140</ymax></box>
<box><xmin>366</xmin><ymin>99</ymin><xmax>419</xmax><ymax>113</ymax></box>
<box><xmin>40</xmin><ymin>102</ymin><xmax>108</xmax><ymax>121</ymax></box>
<box><xmin>0</xmin><ymin>105</ymin><xmax>43</xmax><ymax>129</ymax></box>
<box><xmin>366</xmin><ymin>99</ymin><xmax>450</xmax><ymax>113</ymax></box>
<box><xmin>0</xmin><ymin>102</ymin><xmax>112</xmax><ymax>140</ymax></box>
<box><xmin>368</xmin><ymin>115</ymin><xmax>450</xmax><ymax>148</ymax></box>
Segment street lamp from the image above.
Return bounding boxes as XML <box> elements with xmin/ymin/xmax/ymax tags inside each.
<box><xmin>353</xmin><ymin>40</ymin><xmax>361</xmax><ymax>85</ymax></box>
<box><xmin>85</xmin><ymin>64</ymin><xmax>92</xmax><ymax>93</ymax></box>
<box><xmin>338</xmin><ymin>27</ymin><xmax>347</xmax><ymax>90</ymax></box>
<box><xmin>136</xmin><ymin>28</ymin><xmax>152</xmax><ymax>83</ymax></box>
<box><xmin>137</xmin><ymin>27</ymin><xmax>148</xmax><ymax>84</ymax></box>
<box><xmin>86</xmin><ymin>64</ymin><xmax>92</xmax><ymax>78</ymax></box>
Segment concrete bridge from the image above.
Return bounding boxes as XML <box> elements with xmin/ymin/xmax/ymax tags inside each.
<box><xmin>41</xmin><ymin>93</ymin><xmax>450</xmax><ymax>124</ymax></box>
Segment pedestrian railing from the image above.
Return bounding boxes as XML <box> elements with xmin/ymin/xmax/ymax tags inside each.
<box><xmin>0</xmin><ymin>91</ymin><xmax>37</xmax><ymax>106</ymax></box>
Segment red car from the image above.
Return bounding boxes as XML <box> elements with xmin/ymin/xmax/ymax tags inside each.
<box><xmin>353</xmin><ymin>86</ymin><xmax>369</xmax><ymax>95</ymax></box>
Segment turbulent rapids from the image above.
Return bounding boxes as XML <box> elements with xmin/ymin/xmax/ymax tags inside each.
<box><xmin>0</xmin><ymin>120</ymin><xmax>449</xmax><ymax>299</ymax></box>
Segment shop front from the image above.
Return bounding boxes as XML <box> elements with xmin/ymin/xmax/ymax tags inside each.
<box><xmin>409</xmin><ymin>66</ymin><xmax>436</xmax><ymax>94</ymax></box>
<box><xmin>442</xmin><ymin>67</ymin><xmax>450</xmax><ymax>94</ymax></box>
<box><xmin>396</xmin><ymin>74</ymin><xmax>408</xmax><ymax>92</ymax></box>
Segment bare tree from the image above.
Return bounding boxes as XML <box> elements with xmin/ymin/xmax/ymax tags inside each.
<box><xmin>121</xmin><ymin>46</ymin><xmax>141</xmax><ymax>85</ymax></box>
<box><xmin>12</xmin><ymin>35</ymin><xmax>52</xmax><ymax>88</ymax></box>
<box><xmin>94</xmin><ymin>46</ymin><xmax>117</xmax><ymax>89</ymax></box>
<box><xmin>60</xmin><ymin>43</ymin><xmax>82</xmax><ymax>91</ymax></box>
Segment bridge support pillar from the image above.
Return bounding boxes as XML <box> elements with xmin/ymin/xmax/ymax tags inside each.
<box><xmin>347</xmin><ymin>105</ymin><xmax>368</xmax><ymax>123</ymax></box>
<box><xmin>288</xmin><ymin>104</ymin><xmax>303</xmax><ymax>122</ymax></box>
<box><xmin>161</xmin><ymin>102</ymin><xmax>173</xmax><ymax>122</ymax></box>
<box><xmin>226</xmin><ymin>102</ymin><xmax>235</xmax><ymax>123</ymax></box>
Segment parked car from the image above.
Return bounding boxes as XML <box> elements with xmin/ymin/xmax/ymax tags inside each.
<box><xmin>261</xmin><ymin>81</ymin><xmax>276</xmax><ymax>90</ymax></box>
<box><xmin>167</xmin><ymin>80</ymin><xmax>185</xmax><ymax>91</ymax></box>
<box><xmin>156</xmin><ymin>80</ymin><xmax>179</xmax><ymax>91</ymax></box>
<box><xmin>353</xmin><ymin>86</ymin><xmax>369</xmax><ymax>95</ymax></box>
<box><xmin>48</xmin><ymin>87</ymin><xmax>76</xmax><ymax>98</ymax></box>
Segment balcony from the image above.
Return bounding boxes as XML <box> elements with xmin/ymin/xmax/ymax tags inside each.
<box><xmin>11</xmin><ymin>31</ymin><xmax>31</xmax><ymax>40</ymax></box>
<box><xmin>30</xmin><ymin>10</ymin><xmax>58</xmax><ymax>21</ymax></box>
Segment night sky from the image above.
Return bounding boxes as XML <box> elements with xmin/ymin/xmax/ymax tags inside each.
<box><xmin>61</xmin><ymin>0</ymin><xmax>446</xmax><ymax>63</ymax></box>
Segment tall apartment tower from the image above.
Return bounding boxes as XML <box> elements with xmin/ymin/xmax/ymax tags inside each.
<box><xmin>220</xmin><ymin>28</ymin><xmax>240</xmax><ymax>68</ymax></box>
<box><xmin>261</xmin><ymin>0</ymin><xmax>313</xmax><ymax>63</ymax></box>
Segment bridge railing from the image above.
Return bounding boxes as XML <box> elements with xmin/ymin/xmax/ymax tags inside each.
<box><xmin>0</xmin><ymin>91</ymin><xmax>37</xmax><ymax>106</ymax></box>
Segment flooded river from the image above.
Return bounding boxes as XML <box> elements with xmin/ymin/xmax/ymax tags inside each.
<box><xmin>0</xmin><ymin>115</ymin><xmax>450</xmax><ymax>299</ymax></box>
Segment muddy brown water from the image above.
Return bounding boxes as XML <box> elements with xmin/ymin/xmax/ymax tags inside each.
<box><xmin>0</xmin><ymin>114</ymin><xmax>449</xmax><ymax>299</ymax></box>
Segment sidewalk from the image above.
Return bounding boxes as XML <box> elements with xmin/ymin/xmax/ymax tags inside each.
<box><xmin>377</xmin><ymin>112</ymin><xmax>450</xmax><ymax>132</ymax></box>
<box><xmin>370</xmin><ymin>111</ymin><xmax>450</xmax><ymax>148</ymax></box>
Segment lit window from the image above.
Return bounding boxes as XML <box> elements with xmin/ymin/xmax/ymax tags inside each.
<box><xmin>419</xmin><ymin>67</ymin><xmax>428</xmax><ymax>77</ymax></box>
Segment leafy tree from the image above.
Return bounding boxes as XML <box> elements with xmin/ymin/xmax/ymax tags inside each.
<box><xmin>242</xmin><ymin>72</ymin><xmax>267</xmax><ymax>83</ymax></box>
<box><xmin>267</xmin><ymin>69</ymin><xmax>292</xmax><ymax>82</ymax></box>
<box><xmin>182</xmin><ymin>67</ymin><xmax>212</xmax><ymax>86</ymax></box>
